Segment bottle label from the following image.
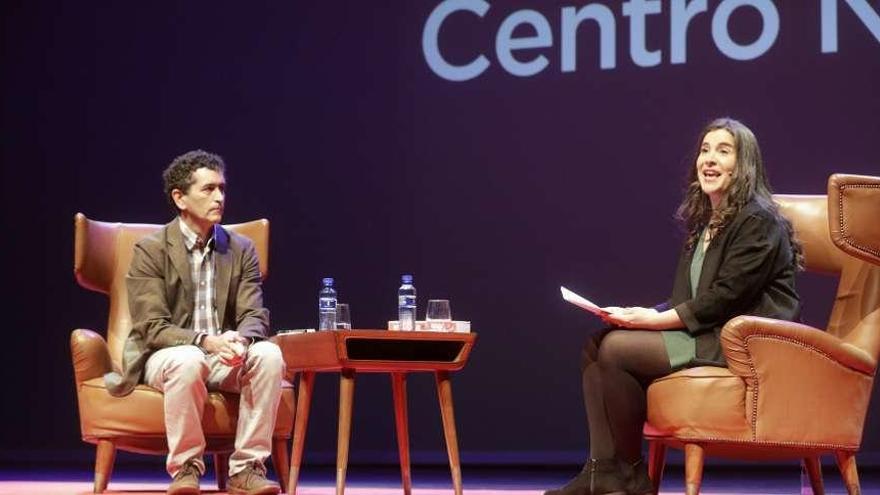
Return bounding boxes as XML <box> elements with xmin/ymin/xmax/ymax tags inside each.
<box><xmin>319</xmin><ymin>298</ymin><xmax>337</xmax><ymax>310</ymax></box>
<box><xmin>398</xmin><ymin>295</ymin><xmax>416</xmax><ymax>307</ymax></box>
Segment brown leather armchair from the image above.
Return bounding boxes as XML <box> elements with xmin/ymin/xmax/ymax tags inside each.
<box><xmin>644</xmin><ymin>174</ymin><xmax>880</xmax><ymax>495</ymax></box>
<box><xmin>71</xmin><ymin>213</ymin><xmax>295</xmax><ymax>493</ymax></box>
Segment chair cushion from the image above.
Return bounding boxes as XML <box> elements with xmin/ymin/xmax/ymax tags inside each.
<box><xmin>77</xmin><ymin>377</ymin><xmax>294</xmax><ymax>441</ymax></box>
<box><xmin>646</xmin><ymin>366</ymin><xmax>752</xmax><ymax>442</ymax></box>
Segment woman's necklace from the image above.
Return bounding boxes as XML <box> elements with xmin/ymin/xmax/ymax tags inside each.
<box><xmin>703</xmin><ymin>228</ymin><xmax>713</xmax><ymax>251</ymax></box>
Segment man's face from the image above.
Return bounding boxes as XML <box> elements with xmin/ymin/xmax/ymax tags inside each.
<box><xmin>173</xmin><ymin>167</ymin><xmax>226</xmax><ymax>228</ymax></box>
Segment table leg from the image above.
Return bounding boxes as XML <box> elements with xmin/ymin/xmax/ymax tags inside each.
<box><xmin>391</xmin><ymin>372</ymin><xmax>412</xmax><ymax>495</ymax></box>
<box><xmin>336</xmin><ymin>369</ymin><xmax>356</xmax><ymax>495</ymax></box>
<box><xmin>435</xmin><ymin>371</ymin><xmax>463</xmax><ymax>495</ymax></box>
<box><xmin>288</xmin><ymin>371</ymin><xmax>315</xmax><ymax>495</ymax></box>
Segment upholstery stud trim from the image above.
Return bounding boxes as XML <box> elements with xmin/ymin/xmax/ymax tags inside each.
<box><xmin>837</xmin><ymin>183</ymin><xmax>880</xmax><ymax>258</ymax></box>
<box><xmin>741</xmin><ymin>332</ymin><xmax>874</xmax><ymax>443</ymax></box>
<box><xmin>657</xmin><ymin>435</ymin><xmax>861</xmax><ymax>451</ymax></box>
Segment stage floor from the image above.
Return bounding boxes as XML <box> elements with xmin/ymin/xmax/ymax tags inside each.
<box><xmin>2</xmin><ymin>464</ymin><xmax>880</xmax><ymax>495</ymax></box>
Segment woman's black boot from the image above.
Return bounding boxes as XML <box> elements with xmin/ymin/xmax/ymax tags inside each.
<box><xmin>620</xmin><ymin>458</ymin><xmax>653</xmax><ymax>495</ymax></box>
<box><xmin>543</xmin><ymin>459</ymin><xmax>628</xmax><ymax>495</ymax></box>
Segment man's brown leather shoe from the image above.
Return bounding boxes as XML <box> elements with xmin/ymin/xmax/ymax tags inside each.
<box><xmin>228</xmin><ymin>462</ymin><xmax>280</xmax><ymax>495</ymax></box>
<box><xmin>167</xmin><ymin>461</ymin><xmax>201</xmax><ymax>495</ymax></box>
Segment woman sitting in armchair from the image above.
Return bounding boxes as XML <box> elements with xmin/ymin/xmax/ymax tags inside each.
<box><xmin>546</xmin><ymin>117</ymin><xmax>803</xmax><ymax>495</ymax></box>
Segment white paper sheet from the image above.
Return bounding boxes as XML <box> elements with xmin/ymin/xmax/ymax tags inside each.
<box><xmin>560</xmin><ymin>286</ymin><xmax>608</xmax><ymax>316</ymax></box>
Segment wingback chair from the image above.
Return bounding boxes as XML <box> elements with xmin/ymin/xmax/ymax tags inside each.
<box><xmin>70</xmin><ymin>213</ymin><xmax>295</xmax><ymax>493</ymax></box>
<box><xmin>643</xmin><ymin>174</ymin><xmax>880</xmax><ymax>495</ymax></box>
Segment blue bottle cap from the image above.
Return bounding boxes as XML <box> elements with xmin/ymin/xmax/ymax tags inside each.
<box><xmin>401</xmin><ymin>274</ymin><xmax>413</xmax><ymax>284</ymax></box>
<box><xmin>322</xmin><ymin>277</ymin><xmax>334</xmax><ymax>286</ymax></box>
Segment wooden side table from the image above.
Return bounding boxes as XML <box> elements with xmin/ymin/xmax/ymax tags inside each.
<box><xmin>276</xmin><ymin>329</ymin><xmax>477</xmax><ymax>495</ymax></box>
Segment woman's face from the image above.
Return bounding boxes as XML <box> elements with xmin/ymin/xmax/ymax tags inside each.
<box><xmin>696</xmin><ymin>128</ymin><xmax>737</xmax><ymax>208</ymax></box>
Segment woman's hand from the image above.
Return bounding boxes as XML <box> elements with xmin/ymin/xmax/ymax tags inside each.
<box><xmin>600</xmin><ymin>306</ymin><xmax>683</xmax><ymax>330</ymax></box>
<box><xmin>602</xmin><ymin>306</ymin><xmax>660</xmax><ymax>329</ymax></box>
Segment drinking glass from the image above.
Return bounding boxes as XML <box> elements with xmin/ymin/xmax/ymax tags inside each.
<box><xmin>336</xmin><ymin>303</ymin><xmax>352</xmax><ymax>330</ymax></box>
<box><xmin>425</xmin><ymin>299</ymin><xmax>452</xmax><ymax>331</ymax></box>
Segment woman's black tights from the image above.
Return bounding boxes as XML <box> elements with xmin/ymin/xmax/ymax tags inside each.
<box><xmin>581</xmin><ymin>329</ymin><xmax>673</xmax><ymax>462</ymax></box>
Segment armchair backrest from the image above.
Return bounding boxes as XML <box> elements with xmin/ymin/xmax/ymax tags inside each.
<box><xmin>774</xmin><ymin>174</ymin><xmax>880</xmax><ymax>364</ymax></box>
<box><xmin>73</xmin><ymin>213</ymin><xmax>270</xmax><ymax>370</ymax></box>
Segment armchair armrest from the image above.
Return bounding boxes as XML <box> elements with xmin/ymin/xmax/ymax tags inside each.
<box><xmin>720</xmin><ymin>315</ymin><xmax>875</xmax><ymax>445</ymax></box>
<box><xmin>70</xmin><ymin>329</ymin><xmax>114</xmax><ymax>386</ymax></box>
<box><xmin>722</xmin><ymin>315</ymin><xmax>876</xmax><ymax>377</ymax></box>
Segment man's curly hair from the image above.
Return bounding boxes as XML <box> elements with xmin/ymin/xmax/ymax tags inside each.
<box><xmin>162</xmin><ymin>150</ymin><xmax>226</xmax><ymax>213</ymax></box>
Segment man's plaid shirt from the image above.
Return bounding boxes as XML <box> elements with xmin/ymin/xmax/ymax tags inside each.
<box><xmin>178</xmin><ymin>218</ymin><xmax>220</xmax><ymax>341</ymax></box>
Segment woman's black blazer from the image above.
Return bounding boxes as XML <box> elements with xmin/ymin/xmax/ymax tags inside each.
<box><xmin>663</xmin><ymin>200</ymin><xmax>801</xmax><ymax>366</ymax></box>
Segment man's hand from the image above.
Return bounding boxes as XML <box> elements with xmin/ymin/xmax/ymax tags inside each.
<box><xmin>202</xmin><ymin>331</ymin><xmax>248</xmax><ymax>366</ymax></box>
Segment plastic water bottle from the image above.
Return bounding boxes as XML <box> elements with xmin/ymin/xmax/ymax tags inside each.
<box><xmin>398</xmin><ymin>274</ymin><xmax>416</xmax><ymax>331</ymax></box>
<box><xmin>318</xmin><ymin>277</ymin><xmax>337</xmax><ymax>330</ymax></box>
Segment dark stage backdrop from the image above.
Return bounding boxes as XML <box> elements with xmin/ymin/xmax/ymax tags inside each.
<box><xmin>2</xmin><ymin>1</ymin><xmax>879</xmax><ymax>465</ymax></box>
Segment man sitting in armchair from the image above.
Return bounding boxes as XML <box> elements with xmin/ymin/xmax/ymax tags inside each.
<box><xmin>104</xmin><ymin>150</ymin><xmax>283</xmax><ymax>495</ymax></box>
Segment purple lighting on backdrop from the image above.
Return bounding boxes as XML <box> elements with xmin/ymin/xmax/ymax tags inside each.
<box><xmin>1</xmin><ymin>0</ymin><xmax>879</xmax><ymax>466</ymax></box>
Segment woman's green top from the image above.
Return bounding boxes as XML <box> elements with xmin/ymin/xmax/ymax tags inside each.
<box><xmin>661</xmin><ymin>230</ymin><xmax>707</xmax><ymax>368</ymax></box>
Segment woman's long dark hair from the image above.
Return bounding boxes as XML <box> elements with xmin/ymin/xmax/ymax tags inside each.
<box><xmin>676</xmin><ymin>117</ymin><xmax>803</xmax><ymax>269</ymax></box>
